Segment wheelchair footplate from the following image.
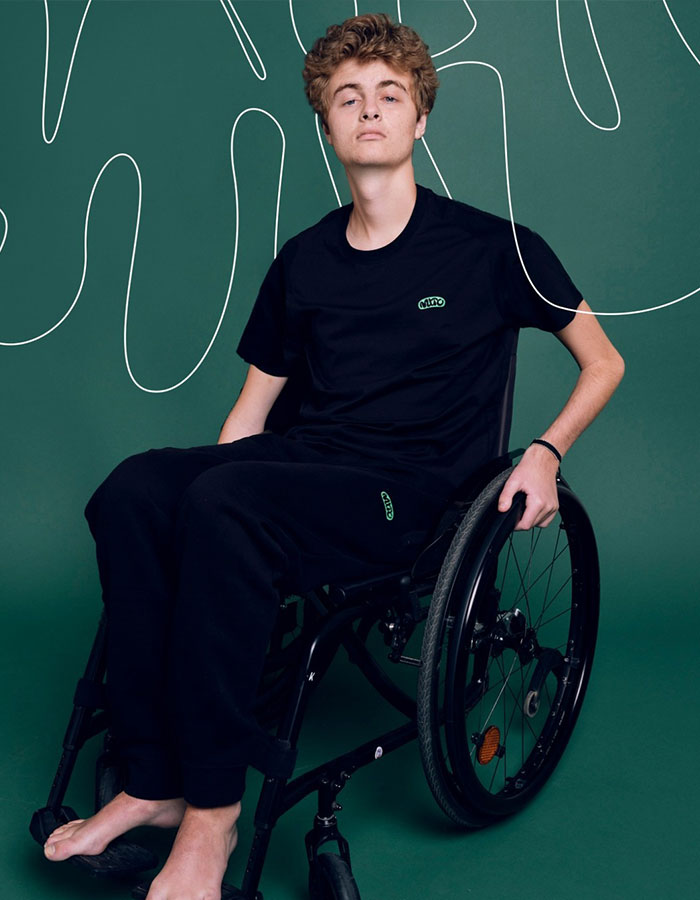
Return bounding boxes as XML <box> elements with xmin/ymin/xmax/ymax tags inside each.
<box><xmin>30</xmin><ymin>805</ymin><xmax>158</xmax><ymax>878</ymax></box>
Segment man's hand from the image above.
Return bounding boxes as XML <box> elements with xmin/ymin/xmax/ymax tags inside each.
<box><xmin>495</xmin><ymin>298</ymin><xmax>625</xmax><ymax>530</ymax></box>
<box><xmin>497</xmin><ymin>442</ymin><xmax>561</xmax><ymax>531</ymax></box>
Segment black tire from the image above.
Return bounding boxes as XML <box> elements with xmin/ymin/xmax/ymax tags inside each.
<box><xmin>417</xmin><ymin>468</ymin><xmax>599</xmax><ymax>827</ymax></box>
<box><xmin>308</xmin><ymin>853</ymin><xmax>362</xmax><ymax>900</ymax></box>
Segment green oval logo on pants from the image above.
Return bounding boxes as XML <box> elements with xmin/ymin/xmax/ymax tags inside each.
<box><xmin>381</xmin><ymin>491</ymin><xmax>394</xmax><ymax>520</ymax></box>
<box><xmin>418</xmin><ymin>296</ymin><xmax>446</xmax><ymax>310</ymax></box>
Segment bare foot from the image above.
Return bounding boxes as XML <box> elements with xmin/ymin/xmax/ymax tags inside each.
<box><xmin>145</xmin><ymin>802</ymin><xmax>241</xmax><ymax>900</ymax></box>
<box><xmin>43</xmin><ymin>791</ymin><xmax>186</xmax><ymax>861</ymax></box>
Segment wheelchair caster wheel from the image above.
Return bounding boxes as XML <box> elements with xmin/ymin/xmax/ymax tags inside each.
<box><xmin>308</xmin><ymin>853</ymin><xmax>361</xmax><ymax>900</ymax></box>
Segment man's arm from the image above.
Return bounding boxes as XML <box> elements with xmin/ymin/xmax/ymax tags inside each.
<box><xmin>217</xmin><ymin>364</ymin><xmax>288</xmax><ymax>444</ymax></box>
<box><xmin>497</xmin><ymin>299</ymin><xmax>625</xmax><ymax>530</ymax></box>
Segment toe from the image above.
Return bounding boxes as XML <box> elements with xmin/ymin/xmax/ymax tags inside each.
<box><xmin>45</xmin><ymin>820</ymin><xmax>84</xmax><ymax>845</ymax></box>
<box><xmin>44</xmin><ymin>836</ymin><xmax>79</xmax><ymax>862</ymax></box>
<box><xmin>44</xmin><ymin>840</ymin><xmax>60</xmax><ymax>860</ymax></box>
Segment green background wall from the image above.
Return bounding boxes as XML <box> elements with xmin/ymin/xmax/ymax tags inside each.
<box><xmin>1</xmin><ymin>1</ymin><xmax>698</xmax><ymax>898</ymax></box>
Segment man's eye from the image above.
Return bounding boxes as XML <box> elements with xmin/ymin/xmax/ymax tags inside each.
<box><xmin>384</xmin><ymin>96</ymin><xmax>397</xmax><ymax>102</ymax></box>
<box><xmin>343</xmin><ymin>98</ymin><xmax>357</xmax><ymax>106</ymax></box>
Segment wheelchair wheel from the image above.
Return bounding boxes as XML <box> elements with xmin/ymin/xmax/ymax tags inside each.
<box><xmin>308</xmin><ymin>853</ymin><xmax>361</xmax><ymax>900</ymax></box>
<box><xmin>417</xmin><ymin>468</ymin><xmax>599</xmax><ymax>827</ymax></box>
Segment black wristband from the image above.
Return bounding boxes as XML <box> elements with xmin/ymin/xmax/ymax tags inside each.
<box><xmin>531</xmin><ymin>438</ymin><xmax>562</xmax><ymax>464</ymax></box>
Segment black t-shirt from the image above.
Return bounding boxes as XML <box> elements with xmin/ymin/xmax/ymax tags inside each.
<box><xmin>236</xmin><ymin>184</ymin><xmax>583</xmax><ymax>499</ymax></box>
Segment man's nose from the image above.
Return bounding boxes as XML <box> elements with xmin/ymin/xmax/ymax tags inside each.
<box><xmin>361</xmin><ymin>99</ymin><xmax>381</xmax><ymax>120</ymax></box>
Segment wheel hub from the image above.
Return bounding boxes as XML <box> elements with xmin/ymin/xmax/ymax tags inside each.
<box><xmin>477</xmin><ymin>608</ymin><xmax>541</xmax><ymax>664</ymax></box>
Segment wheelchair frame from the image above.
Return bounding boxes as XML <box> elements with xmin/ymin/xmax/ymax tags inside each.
<box><xmin>30</xmin><ymin>330</ymin><xmax>600</xmax><ymax>899</ymax></box>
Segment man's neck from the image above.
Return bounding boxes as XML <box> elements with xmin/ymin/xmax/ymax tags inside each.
<box><xmin>344</xmin><ymin>168</ymin><xmax>418</xmax><ymax>251</ymax></box>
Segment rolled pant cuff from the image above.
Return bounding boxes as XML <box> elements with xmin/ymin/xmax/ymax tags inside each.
<box><xmin>182</xmin><ymin>765</ymin><xmax>247</xmax><ymax>808</ymax></box>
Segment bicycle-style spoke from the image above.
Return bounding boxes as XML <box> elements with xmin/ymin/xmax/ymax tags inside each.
<box><xmin>543</xmin><ymin>677</ymin><xmax>553</xmax><ymax>709</ymax></box>
<box><xmin>542</xmin><ymin>524</ymin><xmax>563</xmax><ymax>614</ymax></box>
<box><xmin>506</xmin><ymin>540</ymin><xmax>570</xmax><ymax>617</ymax></box>
<box><xmin>519</xmin><ymin>656</ymin><xmax>525</xmax><ymax>766</ymax></box>
<box><xmin>537</xmin><ymin>604</ymin><xmax>573</xmax><ymax>630</ymax></box>
<box><xmin>506</xmin><ymin>539</ymin><xmax>532</xmax><ymax>622</ymax></box>
<box><xmin>476</xmin><ymin>647</ymin><xmax>521</xmax><ymax>736</ymax></box>
<box><xmin>483</xmin><ymin>653</ymin><xmax>529</xmax><ymax>792</ymax></box>
<box><xmin>420</xmin><ymin>487</ymin><xmax>598</xmax><ymax>823</ymax></box>
<box><xmin>532</xmin><ymin>572</ymin><xmax>574</xmax><ymax>631</ymax></box>
<box><xmin>498</xmin><ymin>659</ymin><xmax>539</xmax><ymax>743</ymax></box>
<box><xmin>499</xmin><ymin>537</ymin><xmax>514</xmax><ymax>596</ymax></box>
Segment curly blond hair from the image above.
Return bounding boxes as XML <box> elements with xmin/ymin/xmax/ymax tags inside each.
<box><xmin>302</xmin><ymin>13</ymin><xmax>439</xmax><ymax>126</ymax></box>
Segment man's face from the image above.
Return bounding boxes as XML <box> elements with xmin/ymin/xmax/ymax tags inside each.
<box><xmin>322</xmin><ymin>58</ymin><xmax>427</xmax><ymax>173</ymax></box>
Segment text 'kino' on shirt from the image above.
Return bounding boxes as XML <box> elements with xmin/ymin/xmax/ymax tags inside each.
<box><xmin>380</xmin><ymin>492</ymin><xmax>394</xmax><ymax>521</ymax></box>
<box><xmin>417</xmin><ymin>296</ymin><xmax>446</xmax><ymax>310</ymax></box>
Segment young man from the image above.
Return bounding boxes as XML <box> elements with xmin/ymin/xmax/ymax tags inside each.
<box><xmin>42</xmin><ymin>13</ymin><xmax>624</xmax><ymax>900</ymax></box>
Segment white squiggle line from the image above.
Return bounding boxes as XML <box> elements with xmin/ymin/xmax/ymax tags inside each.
<box><xmin>288</xmin><ymin>0</ymin><xmax>362</xmax><ymax>209</ymax></box>
<box><xmin>123</xmin><ymin>109</ymin><xmax>285</xmax><ymax>392</ymax></box>
<box><xmin>557</xmin><ymin>0</ymin><xmax>621</xmax><ymax>132</ymax></box>
<box><xmin>1</xmin><ymin>111</ymin><xmax>286</xmax><ymax>385</ymax></box>
<box><xmin>41</xmin><ymin>0</ymin><xmax>92</xmax><ymax>144</ymax></box>
<box><xmin>0</xmin><ymin>210</ymin><xmax>7</xmax><ymax>256</ymax></box>
<box><xmin>40</xmin><ymin>0</ymin><xmax>264</xmax><ymax>145</ymax></box>
<box><xmin>0</xmin><ymin>153</ymin><xmax>133</xmax><ymax>348</ymax></box>
<box><xmin>431</xmin><ymin>61</ymin><xmax>698</xmax><ymax>316</ymax></box>
<box><xmin>314</xmin><ymin>114</ymin><xmax>342</xmax><ymax>207</ymax></box>
<box><xmin>219</xmin><ymin>0</ymin><xmax>267</xmax><ymax>81</ymax></box>
<box><xmin>396</xmin><ymin>0</ymin><xmax>477</xmax><ymax>57</ymax></box>
<box><xmin>663</xmin><ymin>0</ymin><xmax>700</xmax><ymax>67</ymax></box>
<box><xmin>289</xmin><ymin>0</ymin><xmax>358</xmax><ymax>56</ymax></box>
<box><xmin>419</xmin><ymin>135</ymin><xmax>451</xmax><ymax>198</ymax></box>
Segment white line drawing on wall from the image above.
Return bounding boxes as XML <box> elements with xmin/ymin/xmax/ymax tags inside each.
<box><xmin>0</xmin><ymin>210</ymin><xmax>7</xmax><ymax>256</ymax></box>
<box><xmin>2</xmin><ymin>2</ymin><xmax>698</xmax><ymax>390</ymax></box>
<box><xmin>396</xmin><ymin>0</ymin><xmax>476</xmax><ymax>57</ymax></box>
<box><xmin>431</xmin><ymin>59</ymin><xmax>699</xmax><ymax>317</ymax></box>
<box><xmin>41</xmin><ymin>0</ymin><xmax>92</xmax><ymax>144</ymax></box>
<box><xmin>663</xmin><ymin>0</ymin><xmax>700</xmax><ymax>67</ymax></box>
<box><xmin>40</xmin><ymin>0</ymin><xmax>265</xmax><ymax>145</ymax></box>
<box><xmin>556</xmin><ymin>0</ymin><xmax>621</xmax><ymax>131</ymax></box>
<box><xmin>219</xmin><ymin>0</ymin><xmax>267</xmax><ymax>81</ymax></box>
<box><xmin>1</xmin><ymin>110</ymin><xmax>286</xmax><ymax>396</ymax></box>
<box><xmin>289</xmin><ymin>0</ymin><xmax>359</xmax><ymax>56</ymax></box>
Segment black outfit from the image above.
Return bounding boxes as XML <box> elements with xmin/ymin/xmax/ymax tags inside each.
<box><xmin>88</xmin><ymin>184</ymin><xmax>583</xmax><ymax>807</ymax></box>
<box><xmin>86</xmin><ymin>434</ymin><xmax>446</xmax><ymax>806</ymax></box>
<box><xmin>237</xmin><ymin>184</ymin><xmax>583</xmax><ymax>496</ymax></box>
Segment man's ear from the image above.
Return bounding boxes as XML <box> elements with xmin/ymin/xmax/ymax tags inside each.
<box><xmin>321</xmin><ymin>117</ymin><xmax>332</xmax><ymax>144</ymax></box>
<box><xmin>415</xmin><ymin>110</ymin><xmax>428</xmax><ymax>140</ymax></box>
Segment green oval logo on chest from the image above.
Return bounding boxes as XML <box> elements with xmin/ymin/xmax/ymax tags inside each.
<box><xmin>380</xmin><ymin>491</ymin><xmax>394</xmax><ymax>520</ymax></box>
<box><xmin>418</xmin><ymin>296</ymin><xmax>446</xmax><ymax>310</ymax></box>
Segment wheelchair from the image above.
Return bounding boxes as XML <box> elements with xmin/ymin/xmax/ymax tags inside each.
<box><xmin>30</xmin><ymin>330</ymin><xmax>600</xmax><ymax>899</ymax></box>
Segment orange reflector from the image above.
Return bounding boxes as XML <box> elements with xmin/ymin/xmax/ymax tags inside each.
<box><xmin>477</xmin><ymin>726</ymin><xmax>501</xmax><ymax>765</ymax></box>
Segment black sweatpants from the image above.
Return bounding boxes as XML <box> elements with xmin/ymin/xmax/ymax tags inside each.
<box><xmin>84</xmin><ymin>431</ymin><xmax>449</xmax><ymax>808</ymax></box>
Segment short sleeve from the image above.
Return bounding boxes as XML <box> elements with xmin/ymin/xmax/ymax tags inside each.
<box><xmin>236</xmin><ymin>250</ymin><xmax>302</xmax><ymax>377</ymax></box>
<box><xmin>497</xmin><ymin>227</ymin><xmax>583</xmax><ymax>332</ymax></box>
